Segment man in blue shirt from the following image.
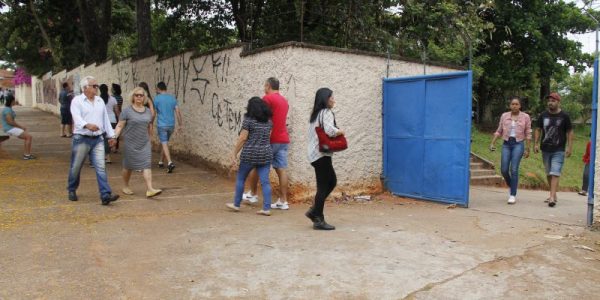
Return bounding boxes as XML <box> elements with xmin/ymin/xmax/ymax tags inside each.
<box><xmin>154</xmin><ymin>81</ymin><xmax>183</xmax><ymax>173</ymax></box>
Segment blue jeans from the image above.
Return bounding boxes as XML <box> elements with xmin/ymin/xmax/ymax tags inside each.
<box><xmin>234</xmin><ymin>162</ymin><xmax>271</xmax><ymax>210</ymax></box>
<box><xmin>500</xmin><ymin>138</ymin><xmax>524</xmax><ymax>196</ymax></box>
<box><xmin>67</xmin><ymin>134</ymin><xmax>112</xmax><ymax>199</ymax></box>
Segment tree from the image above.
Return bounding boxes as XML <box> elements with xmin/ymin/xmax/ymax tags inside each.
<box><xmin>556</xmin><ymin>72</ymin><xmax>594</xmax><ymax>123</ymax></box>
<box><xmin>75</xmin><ymin>0</ymin><xmax>112</xmax><ymax>63</ymax></box>
<box><xmin>136</xmin><ymin>0</ymin><xmax>153</xmax><ymax>56</ymax></box>
<box><xmin>475</xmin><ymin>0</ymin><xmax>595</xmax><ymax>124</ymax></box>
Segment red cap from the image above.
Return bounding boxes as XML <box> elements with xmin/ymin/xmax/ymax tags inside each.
<box><xmin>546</xmin><ymin>92</ymin><xmax>561</xmax><ymax>102</ymax></box>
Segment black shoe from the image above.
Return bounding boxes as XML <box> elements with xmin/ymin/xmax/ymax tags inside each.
<box><xmin>101</xmin><ymin>194</ymin><xmax>119</xmax><ymax>205</ymax></box>
<box><xmin>314</xmin><ymin>220</ymin><xmax>336</xmax><ymax>230</ymax></box>
<box><xmin>158</xmin><ymin>162</ymin><xmax>164</xmax><ymax>168</ymax></box>
<box><xmin>68</xmin><ymin>191</ymin><xmax>78</xmax><ymax>201</ymax></box>
<box><xmin>313</xmin><ymin>216</ymin><xmax>335</xmax><ymax>230</ymax></box>
<box><xmin>305</xmin><ymin>207</ymin><xmax>320</xmax><ymax>223</ymax></box>
<box><xmin>167</xmin><ymin>162</ymin><xmax>175</xmax><ymax>173</ymax></box>
<box><xmin>548</xmin><ymin>200</ymin><xmax>556</xmax><ymax>207</ymax></box>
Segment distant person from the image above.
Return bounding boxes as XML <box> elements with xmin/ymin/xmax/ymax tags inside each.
<box><xmin>534</xmin><ymin>92</ymin><xmax>573</xmax><ymax>207</ymax></box>
<box><xmin>579</xmin><ymin>140</ymin><xmax>591</xmax><ymax>196</ymax></box>
<box><xmin>113</xmin><ymin>87</ymin><xmax>162</xmax><ymax>197</ymax></box>
<box><xmin>242</xmin><ymin>77</ymin><xmax>291</xmax><ymax>210</ymax></box>
<box><xmin>226</xmin><ymin>97</ymin><xmax>273</xmax><ymax>216</ymax></box>
<box><xmin>489</xmin><ymin>96</ymin><xmax>531</xmax><ymax>204</ymax></box>
<box><xmin>59</xmin><ymin>82</ymin><xmax>74</xmax><ymax>137</ymax></box>
<box><xmin>154</xmin><ymin>81</ymin><xmax>183</xmax><ymax>173</ymax></box>
<box><xmin>67</xmin><ymin>76</ymin><xmax>119</xmax><ymax>205</ymax></box>
<box><xmin>111</xmin><ymin>83</ymin><xmax>123</xmax><ymax>150</ymax></box>
<box><xmin>0</xmin><ymin>88</ymin><xmax>4</xmax><ymax>105</ymax></box>
<box><xmin>111</xmin><ymin>83</ymin><xmax>123</xmax><ymax>111</ymax></box>
<box><xmin>99</xmin><ymin>84</ymin><xmax>119</xmax><ymax>163</ymax></box>
<box><xmin>305</xmin><ymin>88</ymin><xmax>344</xmax><ymax>230</ymax></box>
<box><xmin>1</xmin><ymin>94</ymin><xmax>35</xmax><ymax>159</ymax></box>
<box><xmin>138</xmin><ymin>82</ymin><xmax>156</xmax><ymax>121</ymax></box>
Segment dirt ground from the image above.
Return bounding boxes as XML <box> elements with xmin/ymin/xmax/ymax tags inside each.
<box><xmin>1</xmin><ymin>107</ymin><xmax>600</xmax><ymax>299</ymax></box>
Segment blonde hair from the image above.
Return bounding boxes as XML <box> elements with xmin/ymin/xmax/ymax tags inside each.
<box><xmin>129</xmin><ymin>87</ymin><xmax>148</xmax><ymax>105</ymax></box>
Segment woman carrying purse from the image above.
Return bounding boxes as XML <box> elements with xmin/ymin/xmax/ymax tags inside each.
<box><xmin>305</xmin><ymin>88</ymin><xmax>345</xmax><ymax>230</ymax></box>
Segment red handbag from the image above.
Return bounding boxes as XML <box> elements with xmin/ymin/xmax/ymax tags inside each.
<box><xmin>315</xmin><ymin>110</ymin><xmax>347</xmax><ymax>152</ymax></box>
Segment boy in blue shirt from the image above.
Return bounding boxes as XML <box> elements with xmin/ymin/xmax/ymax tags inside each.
<box><xmin>154</xmin><ymin>82</ymin><xmax>183</xmax><ymax>173</ymax></box>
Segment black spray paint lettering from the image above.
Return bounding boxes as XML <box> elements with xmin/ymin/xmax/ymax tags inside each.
<box><xmin>211</xmin><ymin>93</ymin><xmax>242</xmax><ymax>132</ymax></box>
<box><xmin>190</xmin><ymin>56</ymin><xmax>210</xmax><ymax>105</ymax></box>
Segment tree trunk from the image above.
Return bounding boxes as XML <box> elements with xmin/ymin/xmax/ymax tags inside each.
<box><xmin>229</xmin><ymin>0</ymin><xmax>264</xmax><ymax>44</ymax></box>
<box><xmin>136</xmin><ymin>0</ymin><xmax>153</xmax><ymax>57</ymax></box>
<box><xmin>75</xmin><ymin>0</ymin><xmax>111</xmax><ymax>63</ymax></box>
<box><xmin>28</xmin><ymin>0</ymin><xmax>61</xmax><ymax>66</ymax></box>
<box><xmin>540</xmin><ymin>75</ymin><xmax>551</xmax><ymax>102</ymax></box>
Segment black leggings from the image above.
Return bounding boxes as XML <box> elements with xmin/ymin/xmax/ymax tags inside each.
<box><xmin>311</xmin><ymin>156</ymin><xmax>337</xmax><ymax>216</ymax></box>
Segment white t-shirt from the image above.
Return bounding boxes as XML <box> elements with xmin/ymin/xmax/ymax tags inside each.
<box><xmin>106</xmin><ymin>96</ymin><xmax>118</xmax><ymax>123</ymax></box>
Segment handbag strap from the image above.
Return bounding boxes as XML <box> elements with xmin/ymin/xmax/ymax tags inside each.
<box><xmin>319</xmin><ymin>109</ymin><xmax>337</xmax><ymax>129</ymax></box>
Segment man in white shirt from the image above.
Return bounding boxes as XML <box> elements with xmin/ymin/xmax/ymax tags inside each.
<box><xmin>68</xmin><ymin>76</ymin><xmax>119</xmax><ymax>205</ymax></box>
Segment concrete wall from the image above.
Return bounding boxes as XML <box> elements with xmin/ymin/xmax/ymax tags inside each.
<box><xmin>24</xmin><ymin>42</ymin><xmax>457</xmax><ymax>200</ymax></box>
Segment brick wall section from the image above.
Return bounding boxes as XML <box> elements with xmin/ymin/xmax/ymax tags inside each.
<box><xmin>20</xmin><ymin>43</ymin><xmax>457</xmax><ymax>201</ymax></box>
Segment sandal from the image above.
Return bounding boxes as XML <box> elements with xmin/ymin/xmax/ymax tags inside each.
<box><xmin>548</xmin><ymin>198</ymin><xmax>557</xmax><ymax>207</ymax></box>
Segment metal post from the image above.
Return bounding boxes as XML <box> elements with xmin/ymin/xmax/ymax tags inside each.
<box><xmin>588</xmin><ymin>27</ymin><xmax>599</xmax><ymax>228</ymax></box>
<box><xmin>584</xmin><ymin>3</ymin><xmax>599</xmax><ymax>227</ymax></box>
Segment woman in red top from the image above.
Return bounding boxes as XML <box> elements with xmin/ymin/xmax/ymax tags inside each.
<box><xmin>578</xmin><ymin>140</ymin><xmax>591</xmax><ymax>196</ymax></box>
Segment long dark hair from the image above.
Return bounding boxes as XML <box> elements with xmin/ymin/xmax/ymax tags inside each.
<box><xmin>99</xmin><ymin>84</ymin><xmax>109</xmax><ymax>104</ymax></box>
<box><xmin>4</xmin><ymin>94</ymin><xmax>15</xmax><ymax>107</ymax></box>
<box><xmin>310</xmin><ymin>87</ymin><xmax>333</xmax><ymax>123</ymax></box>
<box><xmin>111</xmin><ymin>83</ymin><xmax>122</xmax><ymax>96</ymax></box>
<box><xmin>138</xmin><ymin>82</ymin><xmax>152</xmax><ymax>100</ymax></box>
<box><xmin>245</xmin><ymin>96</ymin><xmax>272</xmax><ymax>123</ymax></box>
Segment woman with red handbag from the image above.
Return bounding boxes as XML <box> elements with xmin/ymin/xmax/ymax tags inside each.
<box><xmin>305</xmin><ymin>88</ymin><xmax>346</xmax><ymax>230</ymax></box>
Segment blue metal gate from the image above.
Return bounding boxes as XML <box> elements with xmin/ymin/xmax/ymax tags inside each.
<box><xmin>383</xmin><ymin>71</ymin><xmax>472</xmax><ymax>206</ymax></box>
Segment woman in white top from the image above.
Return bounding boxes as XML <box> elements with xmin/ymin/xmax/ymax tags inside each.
<box><xmin>99</xmin><ymin>84</ymin><xmax>120</xmax><ymax>163</ymax></box>
<box><xmin>305</xmin><ymin>87</ymin><xmax>345</xmax><ymax>230</ymax></box>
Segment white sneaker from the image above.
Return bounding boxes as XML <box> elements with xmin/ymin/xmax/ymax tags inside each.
<box><xmin>508</xmin><ymin>196</ymin><xmax>516</xmax><ymax>204</ymax></box>
<box><xmin>242</xmin><ymin>192</ymin><xmax>258</xmax><ymax>204</ymax></box>
<box><xmin>271</xmin><ymin>199</ymin><xmax>289</xmax><ymax>210</ymax></box>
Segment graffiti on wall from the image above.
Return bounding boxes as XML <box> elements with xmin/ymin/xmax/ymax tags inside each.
<box><xmin>35</xmin><ymin>81</ymin><xmax>43</xmax><ymax>104</ymax></box>
<box><xmin>42</xmin><ymin>78</ymin><xmax>57</xmax><ymax>105</ymax></box>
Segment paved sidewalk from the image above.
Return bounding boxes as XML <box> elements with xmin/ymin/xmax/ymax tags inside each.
<box><xmin>1</xmin><ymin>107</ymin><xmax>599</xmax><ymax>299</ymax></box>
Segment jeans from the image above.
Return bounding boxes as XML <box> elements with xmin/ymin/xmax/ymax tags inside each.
<box><xmin>582</xmin><ymin>163</ymin><xmax>590</xmax><ymax>192</ymax></box>
<box><xmin>500</xmin><ymin>138</ymin><xmax>524</xmax><ymax>196</ymax></box>
<box><xmin>67</xmin><ymin>134</ymin><xmax>112</xmax><ymax>199</ymax></box>
<box><xmin>234</xmin><ymin>161</ymin><xmax>272</xmax><ymax>210</ymax></box>
<box><xmin>542</xmin><ymin>151</ymin><xmax>565</xmax><ymax>176</ymax></box>
<box><xmin>311</xmin><ymin>156</ymin><xmax>337</xmax><ymax>216</ymax></box>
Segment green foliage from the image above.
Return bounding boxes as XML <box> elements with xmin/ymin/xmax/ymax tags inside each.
<box><xmin>555</xmin><ymin>72</ymin><xmax>594</xmax><ymax>123</ymax></box>
<box><xmin>475</xmin><ymin>0</ymin><xmax>596</xmax><ymax>125</ymax></box>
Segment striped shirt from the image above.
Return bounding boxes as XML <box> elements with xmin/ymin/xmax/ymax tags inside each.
<box><xmin>307</xmin><ymin>109</ymin><xmax>339</xmax><ymax>163</ymax></box>
<box><xmin>240</xmin><ymin>117</ymin><xmax>273</xmax><ymax>165</ymax></box>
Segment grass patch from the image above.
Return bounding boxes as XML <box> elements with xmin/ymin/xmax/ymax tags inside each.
<box><xmin>471</xmin><ymin>124</ymin><xmax>590</xmax><ymax>190</ymax></box>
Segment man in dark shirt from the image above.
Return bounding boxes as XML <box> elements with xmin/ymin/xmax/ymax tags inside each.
<box><xmin>533</xmin><ymin>92</ymin><xmax>573</xmax><ymax>207</ymax></box>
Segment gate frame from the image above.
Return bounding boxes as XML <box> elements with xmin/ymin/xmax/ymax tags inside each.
<box><xmin>382</xmin><ymin>71</ymin><xmax>472</xmax><ymax>207</ymax></box>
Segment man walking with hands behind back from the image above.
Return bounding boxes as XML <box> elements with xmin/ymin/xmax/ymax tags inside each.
<box><xmin>154</xmin><ymin>81</ymin><xmax>183</xmax><ymax>173</ymax></box>
<box><xmin>534</xmin><ymin>92</ymin><xmax>574</xmax><ymax>207</ymax></box>
<box><xmin>68</xmin><ymin>76</ymin><xmax>119</xmax><ymax>205</ymax></box>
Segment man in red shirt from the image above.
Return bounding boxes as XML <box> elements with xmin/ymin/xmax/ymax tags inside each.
<box><xmin>243</xmin><ymin>77</ymin><xmax>290</xmax><ymax>209</ymax></box>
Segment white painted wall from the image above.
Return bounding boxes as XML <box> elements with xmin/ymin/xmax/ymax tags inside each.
<box><xmin>29</xmin><ymin>43</ymin><xmax>457</xmax><ymax>200</ymax></box>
